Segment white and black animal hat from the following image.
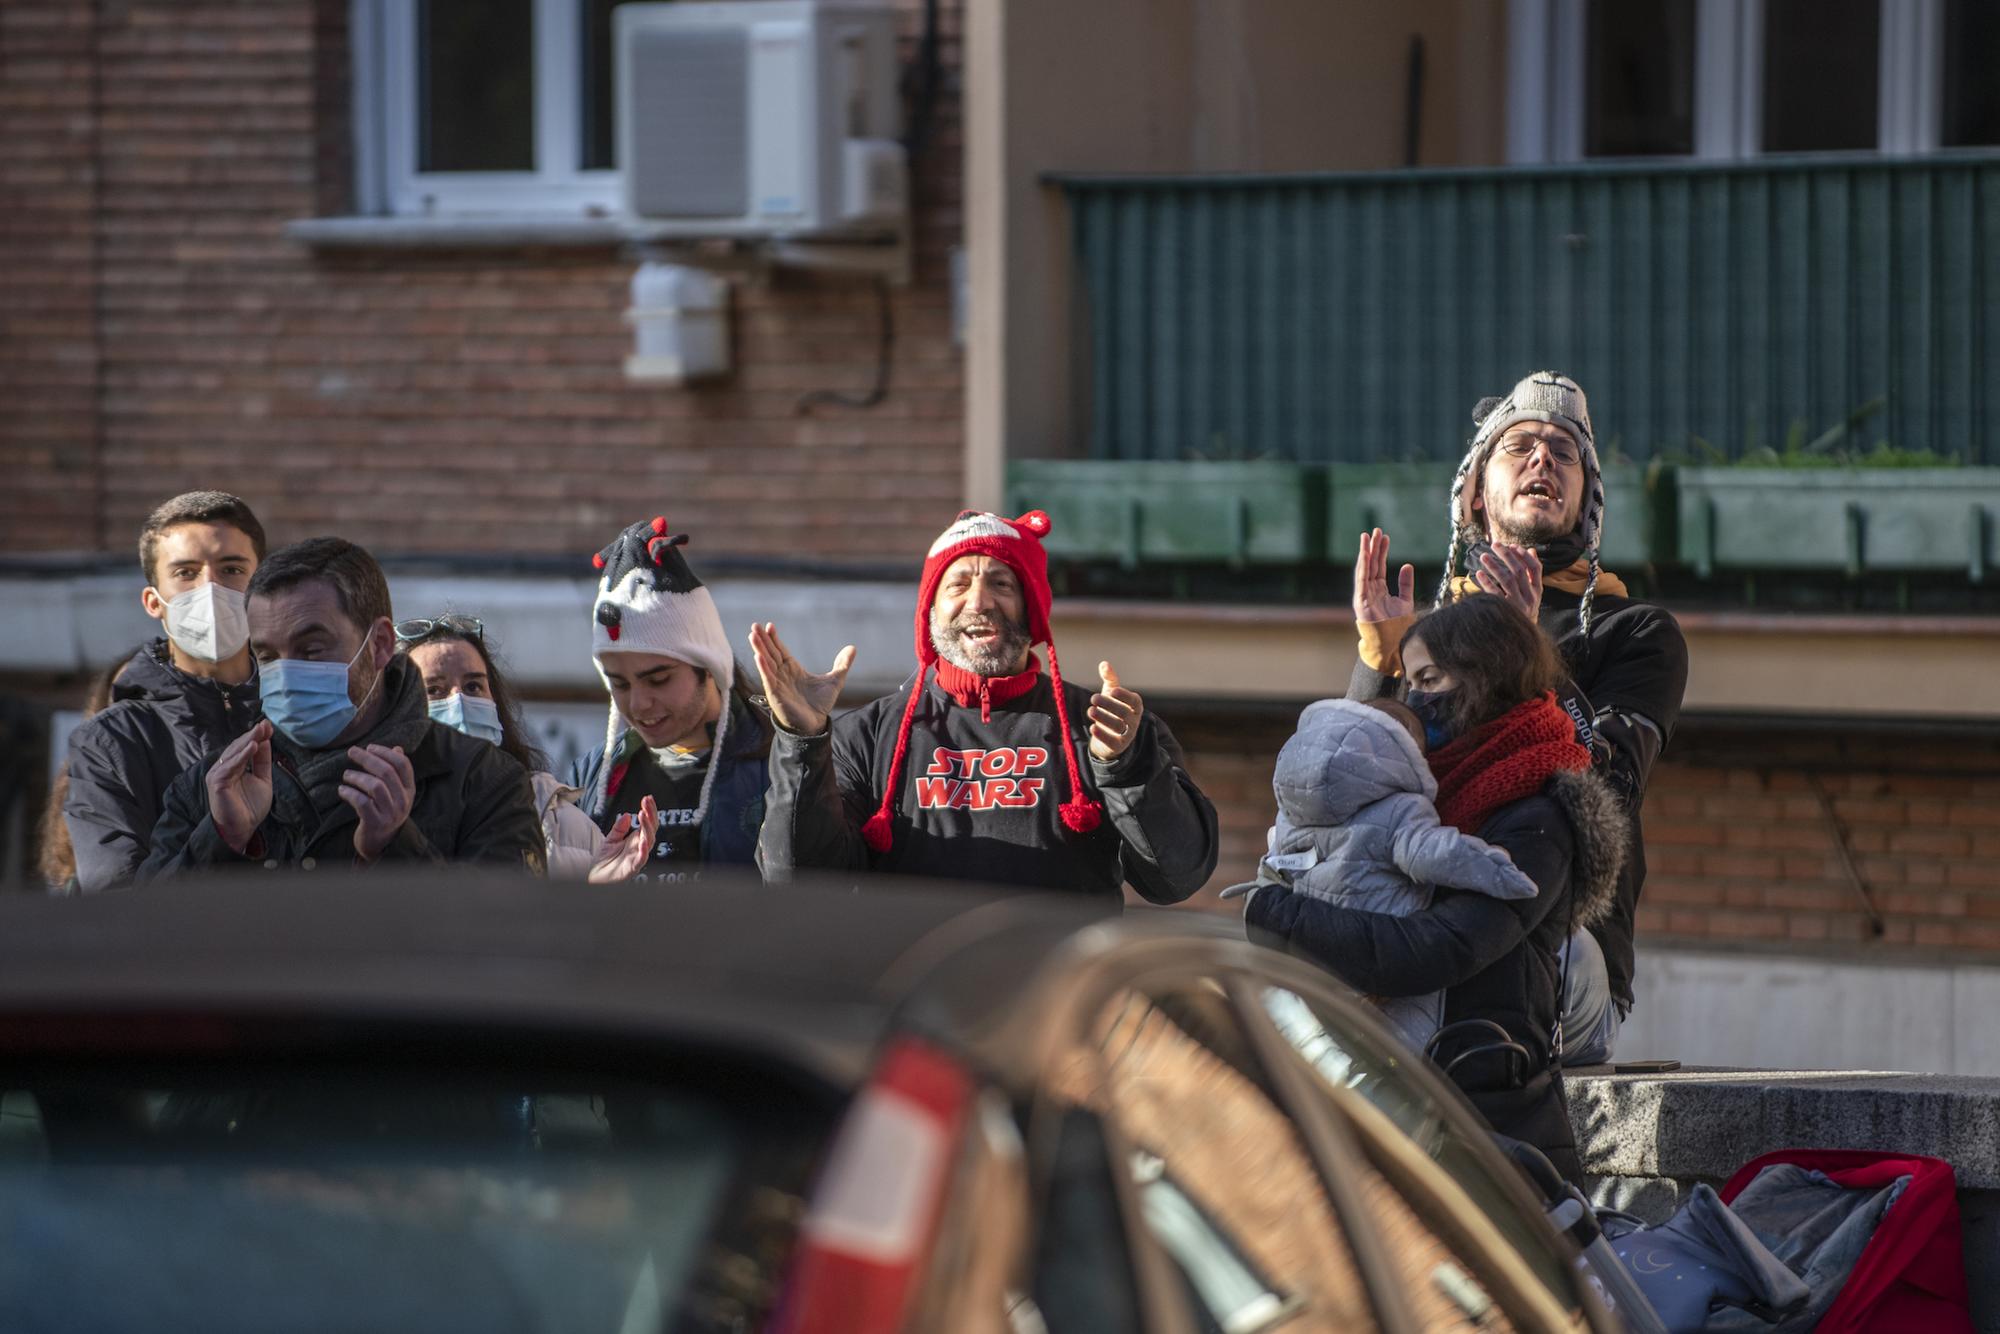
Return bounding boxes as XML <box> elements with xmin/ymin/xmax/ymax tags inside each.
<box><xmin>1442</xmin><ymin>371</ymin><xmax>1606</xmax><ymax>632</ymax></box>
<box><xmin>586</xmin><ymin>516</ymin><xmax>735</xmax><ymax>821</ymax></box>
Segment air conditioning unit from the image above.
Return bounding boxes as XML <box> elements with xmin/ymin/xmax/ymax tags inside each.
<box><xmin>616</xmin><ymin>1</ymin><xmax>905</xmax><ymax>240</ymax></box>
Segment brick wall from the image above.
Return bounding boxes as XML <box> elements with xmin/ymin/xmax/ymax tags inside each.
<box><xmin>1165</xmin><ymin>711</ymin><xmax>2000</xmax><ymax>958</ymax></box>
<box><xmin>1634</xmin><ymin>729</ymin><xmax>2000</xmax><ymax>951</ymax></box>
<box><xmin>1</xmin><ymin>0</ymin><xmax>964</xmax><ymax>564</ymax></box>
<box><xmin>0</xmin><ymin>3</ymin><xmax>103</xmax><ymax>550</ymax></box>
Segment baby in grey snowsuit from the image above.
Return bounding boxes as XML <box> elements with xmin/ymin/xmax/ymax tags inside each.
<box><xmin>1228</xmin><ymin>697</ymin><xmax>1538</xmax><ymax>1051</ymax></box>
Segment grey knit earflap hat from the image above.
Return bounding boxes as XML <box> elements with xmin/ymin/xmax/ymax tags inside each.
<box><xmin>1441</xmin><ymin>371</ymin><xmax>1606</xmax><ymax>632</ymax></box>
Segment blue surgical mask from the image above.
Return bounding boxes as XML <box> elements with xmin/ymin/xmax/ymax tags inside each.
<box><xmin>429</xmin><ymin>692</ymin><xmax>504</xmax><ymax>746</ymax></box>
<box><xmin>261</xmin><ymin>638</ymin><xmax>377</xmax><ymax>749</ymax></box>
<box><xmin>1404</xmin><ymin>689</ymin><xmax>1458</xmax><ymax>752</ymax></box>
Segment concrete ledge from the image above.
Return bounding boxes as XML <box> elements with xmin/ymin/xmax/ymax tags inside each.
<box><xmin>1571</xmin><ymin>1067</ymin><xmax>2000</xmax><ymax>1189</ymax></box>
<box><xmin>1571</xmin><ymin>1067</ymin><xmax>2000</xmax><ymax>1331</ymax></box>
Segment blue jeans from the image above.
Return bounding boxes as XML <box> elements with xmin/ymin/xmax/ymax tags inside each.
<box><xmin>1558</xmin><ymin>929</ymin><xmax>1621</xmax><ymax>1067</ymax></box>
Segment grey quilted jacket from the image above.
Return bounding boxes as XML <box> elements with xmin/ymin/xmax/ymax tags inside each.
<box><xmin>1262</xmin><ymin>698</ymin><xmax>1536</xmax><ymax>909</ymax></box>
<box><xmin>1243</xmin><ymin>698</ymin><xmax>1538</xmax><ymax>1048</ymax></box>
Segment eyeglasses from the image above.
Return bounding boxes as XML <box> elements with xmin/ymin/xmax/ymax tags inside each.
<box><xmin>1494</xmin><ymin>433</ymin><xmax>1582</xmax><ymax>468</ymax></box>
<box><xmin>394</xmin><ymin>615</ymin><xmax>484</xmax><ymax>645</ymax></box>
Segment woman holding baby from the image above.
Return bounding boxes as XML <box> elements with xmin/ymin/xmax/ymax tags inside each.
<box><xmin>1245</xmin><ymin>594</ymin><xmax>1628</xmax><ymax>1184</ymax></box>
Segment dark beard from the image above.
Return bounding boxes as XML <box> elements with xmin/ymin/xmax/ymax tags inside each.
<box><xmin>930</xmin><ymin>608</ymin><xmax>1031</xmax><ymax>675</ymax></box>
<box><xmin>1492</xmin><ymin>510</ymin><xmax>1573</xmax><ymax>548</ymax></box>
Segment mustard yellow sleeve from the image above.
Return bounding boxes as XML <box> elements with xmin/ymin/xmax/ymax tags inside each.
<box><xmin>1356</xmin><ymin>613</ymin><xmax>1415</xmax><ymax>676</ymax></box>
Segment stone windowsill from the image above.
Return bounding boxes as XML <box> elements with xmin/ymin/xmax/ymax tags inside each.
<box><xmin>284</xmin><ymin>215</ymin><xmax>628</xmax><ymax>250</ymax></box>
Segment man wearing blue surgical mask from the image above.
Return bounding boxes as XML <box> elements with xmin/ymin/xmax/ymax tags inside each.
<box><xmin>139</xmin><ymin>537</ymin><xmax>546</xmax><ymax>877</ymax></box>
<box><xmin>62</xmin><ymin>491</ymin><xmax>268</xmax><ymax>891</ymax></box>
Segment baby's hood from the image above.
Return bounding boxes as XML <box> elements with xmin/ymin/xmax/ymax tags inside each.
<box><xmin>1272</xmin><ymin>698</ymin><xmax>1434</xmax><ymax>826</ymax></box>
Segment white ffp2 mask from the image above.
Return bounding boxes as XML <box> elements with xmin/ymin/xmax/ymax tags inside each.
<box><xmin>160</xmin><ymin>582</ymin><xmax>250</xmax><ymax>663</ymax></box>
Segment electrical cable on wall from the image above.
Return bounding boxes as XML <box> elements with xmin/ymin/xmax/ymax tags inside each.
<box><xmin>793</xmin><ymin>0</ymin><xmax>936</xmax><ymax>414</ymax></box>
<box><xmin>796</xmin><ymin>277</ymin><xmax>893</xmax><ymax>414</ymax></box>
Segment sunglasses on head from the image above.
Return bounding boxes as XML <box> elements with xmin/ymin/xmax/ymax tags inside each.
<box><xmin>394</xmin><ymin>615</ymin><xmax>485</xmax><ymax>645</ymax></box>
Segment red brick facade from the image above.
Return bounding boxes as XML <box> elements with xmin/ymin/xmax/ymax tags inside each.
<box><xmin>1172</xmin><ymin>713</ymin><xmax>2000</xmax><ymax>955</ymax></box>
<box><xmin>1</xmin><ymin>3</ymin><xmax>103</xmax><ymax>551</ymax></box>
<box><xmin>0</xmin><ymin>0</ymin><xmax>965</xmax><ymax>563</ymax></box>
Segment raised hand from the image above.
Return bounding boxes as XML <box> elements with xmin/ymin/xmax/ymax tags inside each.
<box><xmin>1473</xmin><ymin>541</ymin><xmax>1544</xmax><ymax>623</ymax></box>
<box><xmin>1352</xmin><ymin>528</ymin><xmax>1417</xmax><ymax>623</ymax></box>
<box><xmin>341</xmin><ymin>743</ymin><xmax>417</xmax><ymax>863</ymax></box>
<box><xmin>1088</xmin><ymin>660</ymin><xmax>1146</xmax><ymax>762</ymax></box>
<box><xmin>588</xmin><ymin>795</ymin><xmax>659</xmax><ymax>884</ymax></box>
<box><xmin>748</xmin><ymin>622</ymin><xmax>856</xmax><ymax>737</ymax></box>
<box><xmin>207</xmin><ymin>719</ymin><xmax>275</xmax><ymax>855</ymax></box>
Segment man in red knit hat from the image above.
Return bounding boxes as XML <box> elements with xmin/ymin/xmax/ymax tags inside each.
<box><xmin>751</xmin><ymin>509</ymin><xmax>1219</xmax><ymax>902</ymax></box>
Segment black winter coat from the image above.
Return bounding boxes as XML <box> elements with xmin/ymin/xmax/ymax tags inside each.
<box><xmin>1247</xmin><ymin>767</ymin><xmax>1627</xmax><ymax>1183</ymax></box>
<box><xmin>62</xmin><ymin>640</ymin><xmax>262</xmax><ymax>891</ymax></box>
<box><xmin>760</xmin><ymin>670</ymin><xmax>1220</xmax><ymax>904</ymax></box>
<box><xmin>138</xmin><ymin>658</ymin><xmax>544</xmax><ymax>878</ymax></box>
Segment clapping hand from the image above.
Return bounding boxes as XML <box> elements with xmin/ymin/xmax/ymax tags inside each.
<box><xmin>1473</xmin><ymin>542</ymin><xmax>1544</xmax><ymax>622</ymax></box>
<box><xmin>1352</xmin><ymin>529</ymin><xmax>1417</xmax><ymax>623</ymax></box>
<box><xmin>207</xmin><ymin>720</ymin><xmax>275</xmax><ymax>855</ymax></box>
<box><xmin>341</xmin><ymin>744</ymin><xmax>417</xmax><ymax>863</ymax></box>
<box><xmin>589</xmin><ymin>795</ymin><xmax>659</xmax><ymax>884</ymax></box>
<box><xmin>748</xmin><ymin>623</ymin><xmax>856</xmax><ymax>736</ymax></box>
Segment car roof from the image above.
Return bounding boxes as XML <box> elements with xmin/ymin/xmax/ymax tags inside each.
<box><xmin>0</xmin><ymin>872</ymin><xmax>1228</xmax><ymax>1089</ymax></box>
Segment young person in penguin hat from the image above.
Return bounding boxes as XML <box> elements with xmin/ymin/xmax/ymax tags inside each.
<box><xmin>751</xmin><ymin>509</ymin><xmax>1220</xmax><ymax>903</ymax></box>
<box><xmin>567</xmin><ymin>516</ymin><xmax>772</xmax><ymax>878</ymax></box>
<box><xmin>1347</xmin><ymin>371</ymin><xmax>1689</xmax><ymax>1067</ymax></box>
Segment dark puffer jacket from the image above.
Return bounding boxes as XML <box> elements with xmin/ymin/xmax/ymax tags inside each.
<box><xmin>138</xmin><ymin>657</ymin><xmax>544</xmax><ymax>878</ymax></box>
<box><xmin>1247</xmin><ymin>766</ymin><xmax>1627</xmax><ymax>1183</ymax></box>
<box><xmin>62</xmin><ymin>640</ymin><xmax>262</xmax><ymax>891</ymax></box>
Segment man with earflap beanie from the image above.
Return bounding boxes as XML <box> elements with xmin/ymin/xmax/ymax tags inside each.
<box><xmin>567</xmin><ymin>516</ymin><xmax>773</xmax><ymax>876</ymax></box>
<box><xmin>1349</xmin><ymin>372</ymin><xmax>1688</xmax><ymax>1066</ymax></box>
<box><xmin>752</xmin><ymin>509</ymin><xmax>1219</xmax><ymax>902</ymax></box>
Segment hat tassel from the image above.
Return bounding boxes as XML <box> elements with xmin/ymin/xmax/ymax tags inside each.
<box><xmin>864</xmin><ymin>664</ymin><xmax>930</xmax><ymax>854</ymax></box>
<box><xmin>1046</xmin><ymin>644</ymin><xmax>1104</xmax><ymax>834</ymax></box>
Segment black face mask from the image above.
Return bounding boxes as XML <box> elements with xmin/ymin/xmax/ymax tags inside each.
<box><xmin>1404</xmin><ymin>689</ymin><xmax>1458</xmax><ymax>751</ymax></box>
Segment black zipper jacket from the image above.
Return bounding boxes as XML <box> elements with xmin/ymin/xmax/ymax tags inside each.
<box><xmin>62</xmin><ymin>639</ymin><xmax>262</xmax><ymax>891</ymax></box>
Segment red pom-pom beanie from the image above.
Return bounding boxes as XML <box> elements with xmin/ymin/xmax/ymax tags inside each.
<box><xmin>860</xmin><ymin>509</ymin><xmax>1102</xmax><ymax>853</ymax></box>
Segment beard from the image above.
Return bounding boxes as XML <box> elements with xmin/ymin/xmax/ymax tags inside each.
<box><xmin>1491</xmin><ymin>505</ymin><xmax>1573</xmax><ymax>547</ymax></box>
<box><xmin>930</xmin><ymin>606</ymin><xmax>1032</xmax><ymax>676</ymax></box>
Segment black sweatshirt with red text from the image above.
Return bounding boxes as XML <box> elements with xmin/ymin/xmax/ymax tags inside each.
<box><xmin>758</xmin><ymin>672</ymin><xmax>1220</xmax><ymax>904</ymax></box>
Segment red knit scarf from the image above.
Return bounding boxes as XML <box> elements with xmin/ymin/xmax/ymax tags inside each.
<box><xmin>935</xmin><ymin>654</ymin><xmax>1041</xmax><ymax>723</ymax></box>
<box><xmin>1428</xmin><ymin>692</ymin><xmax>1591</xmax><ymax>834</ymax></box>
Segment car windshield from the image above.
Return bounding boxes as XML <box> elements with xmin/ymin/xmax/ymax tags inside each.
<box><xmin>1</xmin><ymin>1048</ymin><xmax>835</xmax><ymax>1334</ymax></box>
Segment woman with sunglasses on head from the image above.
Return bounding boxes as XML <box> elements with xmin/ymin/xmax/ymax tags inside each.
<box><xmin>396</xmin><ymin>615</ymin><xmax>657</xmax><ymax>883</ymax></box>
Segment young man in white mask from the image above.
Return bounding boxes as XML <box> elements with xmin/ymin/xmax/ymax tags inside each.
<box><xmin>63</xmin><ymin>491</ymin><xmax>268</xmax><ymax>890</ymax></box>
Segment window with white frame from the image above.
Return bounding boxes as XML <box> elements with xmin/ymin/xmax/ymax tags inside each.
<box><xmin>352</xmin><ymin>0</ymin><xmax>635</xmax><ymax>216</ymax></box>
<box><xmin>1507</xmin><ymin>0</ymin><xmax>2000</xmax><ymax>164</ymax></box>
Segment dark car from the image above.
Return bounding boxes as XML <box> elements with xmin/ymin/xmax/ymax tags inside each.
<box><xmin>0</xmin><ymin>874</ymin><xmax>1616</xmax><ymax>1332</ymax></box>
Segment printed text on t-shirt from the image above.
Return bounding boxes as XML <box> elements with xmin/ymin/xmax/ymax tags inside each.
<box><xmin>917</xmin><ymin>746</ymin><xmax>1049</xmax><ymax>810</ymax></box>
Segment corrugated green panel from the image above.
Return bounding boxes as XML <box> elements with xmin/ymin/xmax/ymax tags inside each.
<box><xmin>1063</xmin><ymin>155</ymin><xmax>2000</xmax><ymax>466</ymax></box>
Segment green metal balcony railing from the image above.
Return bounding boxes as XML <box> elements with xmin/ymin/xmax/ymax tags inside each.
<box><xmin>1056</xmin><ymin>154</ymin><xmax>2000</xmax><ymax>467</ymax></box>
